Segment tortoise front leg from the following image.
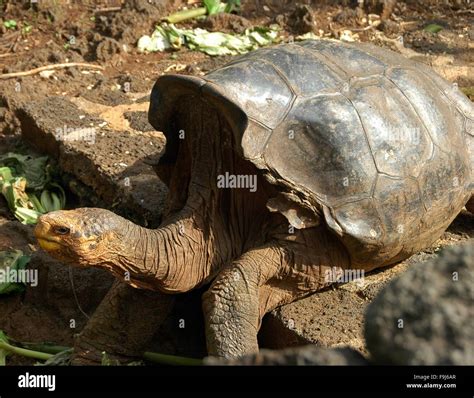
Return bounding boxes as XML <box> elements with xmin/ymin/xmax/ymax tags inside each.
<box><xmin>202</xmin><ymin>245</ymin><xmax>285</xmax><ymax>358</ymax></box>
<box><xmin>72</xmin><ymin>280</ymin><xmax>174</xmax><ymax>365</ymax></box>
<box><xmin>202</xmin><ymin>227</ymin><xmax>351</xmax><ymax>358</ymax></box>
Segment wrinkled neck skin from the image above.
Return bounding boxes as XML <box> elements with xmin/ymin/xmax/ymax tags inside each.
<box><xmin>104</xmin><ymin>223</ymin><xmax>174</xmax><ymax>291</ymax></box>
<box><xmin>108</xmin><ymin>211</ymin><xmax>224</xmax><ymax>293</ymax></box>
<box><xmin>98</xmin><ymin>98</ymin><xmax>272</xmax><ymax>294</ymax></box>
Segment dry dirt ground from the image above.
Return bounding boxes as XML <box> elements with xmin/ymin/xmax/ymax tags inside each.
<box><xmin>0</xmin><ymin>0</ymin><xmax>473</xmax><ymax>364</ymax></box>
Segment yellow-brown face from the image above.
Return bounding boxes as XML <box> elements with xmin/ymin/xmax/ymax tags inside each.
<box><xmin>35</xmin><ymin>208</ymin><xmax>124</xmax><ymax>266</ymax></box>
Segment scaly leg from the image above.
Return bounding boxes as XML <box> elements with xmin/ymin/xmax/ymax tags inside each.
<box><xmin>202</xmin><ymin>226</ymin><xmax>350</xmax><ymax>358</ymax></box>
<box><xmin>202</xmin><ymin>246</ymin><xmax>281</xmax><ymax>358</ymax></box>
<box><xmin>72</xmin><ymin>280</ymin><xmax>174</xmax><ymax>365</ymax></box>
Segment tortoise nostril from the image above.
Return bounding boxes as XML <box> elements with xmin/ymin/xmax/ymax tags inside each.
<box><xmin>53</xmin><ymin>226</ymin><xmax>70</xmax><ymax>235</ymax></box>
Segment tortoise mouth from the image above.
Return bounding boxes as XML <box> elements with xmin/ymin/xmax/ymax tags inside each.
<box><xmin>37</xmin><ymin>237</ymin><xmax>63</xmax><ymax>252</ymax></box>
<box><xmin>34</xmin><ymin>222</ymin><xmax>64</xmax><ymax>252</ymax></box>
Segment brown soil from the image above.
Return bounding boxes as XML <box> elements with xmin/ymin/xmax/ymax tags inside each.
<box><xmin>0</xmin><ymin>0</ymin><xmax>472</xmax><ymax>363</ymax></box>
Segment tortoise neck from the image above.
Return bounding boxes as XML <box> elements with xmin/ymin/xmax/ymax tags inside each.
<box><xmin>110</xmin><ymin>100</ymin><xmax>272</xmax><ymax>292</ymax></box>
<box><xmin>112</xmin><ymin>212</ymin><xmax>219</xmax><ymax>293</ymax></box>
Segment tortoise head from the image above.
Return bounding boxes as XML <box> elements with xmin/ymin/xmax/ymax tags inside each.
<box><xmin>34</xmin><ymin>208</ymin><xmax>128</xmax><ymax>267</ymax></box>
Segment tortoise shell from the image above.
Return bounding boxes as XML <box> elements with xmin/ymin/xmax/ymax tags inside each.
<box><xmin>149</xmin><ymin>40</ymin><xmax>474</xmax><ymax>268</ymax></box>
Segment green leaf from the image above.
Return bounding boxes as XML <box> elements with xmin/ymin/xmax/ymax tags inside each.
<box><xmin>42</xmin><ymin>349</ymin><xmax>73</xmax><ymax>366</ymax></box>
<box><xmin>101</xmin><ymin>351</ymin><xmax>121</xmax><ymax>366</ymax></box>
<box><xmin>22</xmin><ymin>23</ymin><xmax>32</xmax><ymax>35</ymax></box>
<box><xmin>0</xmin><ymin>167</ymin><xmax>14</xmax><ymax>182</ymax></box>
<box><xmin>0</xmin><ymin>332</ymin><xmax>202</xmax><ymax>366</ymax></box>
<box><xmin>0</xmin><ymin>331</ymin><xmax>53</xmax><ymax>364</ymax></box>
<box><xmin>203</xmin><ymin>0</ymin><xmax>222</xmax><ymax>15</ymax></box>
<box><xmin>164</xmin><ymin>7</ymin><xmax>208</xmax><ymax>24</ymax></box>
<box><xmin>0</xmin><ymin>153</ymin><xmax>50</xmax><ymax>191</ymax></box>
<box><xmin>424</xmin><ymin>24</ymin><xmax>443</xmax><ymax>33</ymax></box>
<box><xmin>15</xmin><ymin>207</ymin><xmax>41</xmax><ymax>225</ymax></box>
<box><xmin>164</xmin><ymin>24</ymin><xmax>184</xmax><ymax>49</ymax></box>
<box><xmin>224</xmin><ymin>0</ymin><xmax>241</xmax><ymax>13</ymax></box>
<box><xmin>138</xmin><ymin>23</ymin><xmax>281</xmax><ymax>56</ymax></box>
<box><xmin>51</xmin><ymin>193</ymin><xmax>61</xmax><ymax>212</ymax></box>
<box><xmin>1</xmin><ymin>177</ymin><xmax>32</xmax><ymax>213</ymax></box>
<box><xmin>40</xmin><ymin>190</ymin><xmax>54</xmax><ymax>213</ymax></box>
<box><xmin>3</xmin><ymin>19</ymin><xmax>17</xmax><ymax>29</ymax></box>
<box><xmin>29</xmin><ymin>193</ymin><xmax>46</xmax><ymax>213</ymax></box>
<box><xmin>0</xmin><ymin>330</ymin><xmax>9</xmax><ymax>365</ymax></box>
<box><xmin>0</xmin><ymin>153</ymin><xmax>66</xmax><ymax>224</ymax></box>
<box><xmin>0</xmin><ymin>175</ymin><xmax>40</xmax><ymax>224</ymax></box>
<box><xmin>50</xmin><ymin>183</ymin><xmax>66</xmax><ymax>209</ymax></box>
<box><xmin>0</xmin><ymin>250</ymin><xmax>31</xmax><ymax>295</ymax></box>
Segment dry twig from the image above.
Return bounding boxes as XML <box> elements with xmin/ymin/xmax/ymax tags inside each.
<box><xmin>0</xmin><ymin>62</ymin><xmax>104</xmax><ymax>79</ymax></box>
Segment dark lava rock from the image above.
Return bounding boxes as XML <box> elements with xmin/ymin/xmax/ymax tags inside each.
<box><xmin>365</xmin><ymin>242</ymin><xmax>474</xmax><ymax>365</ymax></box>
<box><xmin>205</xmin><ymin>346</ymin><xmax>368</xmax><ymax>366</ymax></box>
<box><xmin>287</xmin><ymin>4</ymin><xmax>316</xmax><ymax>35</ymax></box>
<box><xmin>95</xmin><ymin>37</ymin><xmax>123</xmax><ymax>62</ymax></box>
<box><xmin>17</xmin><ymin>96</ymin><xmax>167</xmax><ymax>227</ymax></box>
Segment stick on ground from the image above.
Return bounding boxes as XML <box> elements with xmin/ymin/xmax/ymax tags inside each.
<box><xmin>0</xmin><ymin>62</ymin><xmax>104</xmax><ymax>80</ymax></box>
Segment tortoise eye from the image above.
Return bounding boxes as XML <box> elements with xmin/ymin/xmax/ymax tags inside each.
<box><xmin>53</xmin><ymin>226</ymin><xmax>70</xmax><ymax>235</ymax></box>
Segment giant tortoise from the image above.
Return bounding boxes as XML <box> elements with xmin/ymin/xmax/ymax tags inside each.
<box><xmin>35</xmin><ymin>39</ymin><xmax>474</xmax><ymax>363</ymax></box>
